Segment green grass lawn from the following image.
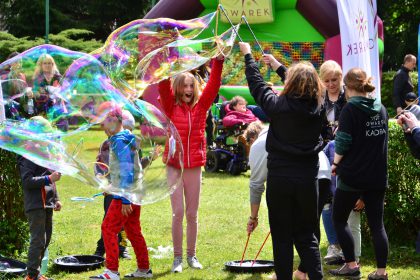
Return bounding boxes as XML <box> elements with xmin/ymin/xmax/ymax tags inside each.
<box><xmin>39</xmin><ymin>130</ymin><xmax>420</xmax><ymax>279</ymax></box>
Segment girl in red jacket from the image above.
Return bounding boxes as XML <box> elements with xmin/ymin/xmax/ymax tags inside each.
<box><xmin>158</xmin><ymin>55</ymin><xmax>224</xmax><ymax>273</ymax></box>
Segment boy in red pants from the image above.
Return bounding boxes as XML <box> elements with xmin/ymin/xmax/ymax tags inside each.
<box><xmin>90</xmin><ymin>106</ymin><xmax>152</xmax><ymax>280</ymax></box>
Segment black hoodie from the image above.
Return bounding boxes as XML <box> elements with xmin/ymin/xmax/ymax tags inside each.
<box><xmin>335</xmin><ymin>96</ymin><xmax>388</xmax><ymax>190</ymax></box>
<box><xmin>244</xmin><ymin>54</ymin><xmax>323</xmax><ymax>178</ymax></box>
<box><xmin>18</xmin><ymin>156</ymin><xmax>59</xmax><ymax>213</ymax></box>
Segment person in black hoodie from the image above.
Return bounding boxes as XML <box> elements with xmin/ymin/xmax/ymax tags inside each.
<box><xmin>392</xmin><ymin>54</ymin><xmax>416</xmax><ymax>115</ymax></box>
<box><xmin>329</xmin><ymin>68</ymin><xmax>389</xmax><ymax>280</ymax></box>
<box><xmin>240</xmin><ymin>42</ymin><xmax>324</xmax><ymax>280</ymax></box>
<box><xmin>19</xmin><ymin>156</ymin><xmax>61</xmax><ymax>280</ymax></box>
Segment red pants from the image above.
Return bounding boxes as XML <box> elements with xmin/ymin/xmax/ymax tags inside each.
<box><xmin>102</xmin><ymin>199</ymin><xmax>149</xmax><ymax>271</ymax></box>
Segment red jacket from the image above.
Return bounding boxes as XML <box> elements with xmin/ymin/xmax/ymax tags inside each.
<box><xmin>222</xmin><ymin>104</ymin><xmax>258</xmax><ymax>127</ymax></box>
<box><xmin>158</xmin><ymin>59</ymin><xmax>223</xmax><ymax>169</ymax></box>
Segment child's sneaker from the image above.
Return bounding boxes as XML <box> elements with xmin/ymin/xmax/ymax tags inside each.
<box><xmin>89</xmin><ymin>269</ymin><xmax>120</xmax><ymax>280</ymax></box>
<box><xmin>368</xmin><ymin>271</ymin><xmax>388</xmax><ymax>280</ymax></box>
<box><xmin>187</xmin><ymin>256</ymin><xmax>203</xmax><ymax>269</ymax></box>
<box><xmin>171</xmin><ymin>256</ymin><xmax>183</xmax><ymax>273</ymax></box>
<box><xmin>329</xmin><ymin>264</ymin><xmax>361</xmax><ymax>279</ymax></box>
<box><xmin>124</xmin><ymin>268</ymin><xmax>153</xmax><ymax>278</ymax></box>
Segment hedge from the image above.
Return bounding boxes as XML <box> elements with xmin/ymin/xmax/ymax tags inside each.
<box><xmin>0</xmin><ymin>29</ymin><xmax>102</xmax><ymax>62</ymax></box>
<box><xmin>0</xmin><ymin>150</ymin><xmax>28</xmax><ymax>256</ymax></box>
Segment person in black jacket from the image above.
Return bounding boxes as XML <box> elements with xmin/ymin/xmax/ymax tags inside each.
<box><xmin>240</xmin><ymin>42</ymin><xmax>324</xmax><ymax>280</ymax></box>
<box><xmin>392</xmin><ymin>54</ymin><xmax>416</xmax><ymax>114</ymax></box>
<box><xmin>330</xmin><ymin>68</ymin><xmax>389</xmax><ymax>280</ymax></box>
<box><xmin>19</xmin><ymin>156</ymin><xmax>62</xmax><ymax>280</ymax></box>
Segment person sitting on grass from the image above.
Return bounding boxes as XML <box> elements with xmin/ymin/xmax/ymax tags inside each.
<box><xmin>90</xmin><ymin>106</ymin><xmax>152</xmax><ymax>280</ymax></box>
<box><xmin>222</xmin><ymin>96</ymin><xmax>258</xmax><ymax>128</ymax></box>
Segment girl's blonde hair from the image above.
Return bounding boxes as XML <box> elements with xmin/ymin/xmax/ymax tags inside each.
<box><xmin>319</xmin><ymin>60</ymin><xmax>343</xmax><ymax>81</ymax></box>
<box><xmin>343</xmin><ymin>68</ymin><xmax>375</xmax><ymax>93</ymax></box>
<box><xmin>282</xmin><ymin>61</ymin><xmax>323</xmax><ymax>107</ymax></box>
<box><xmin>33</xmin><ymin>54</ymin><xmax>60</xmax><ymax>80</ymax></box>
<box><xmin>172</xmin><ymin>72</ymin><xmax>201</xmax><ymax>106</ymax></box>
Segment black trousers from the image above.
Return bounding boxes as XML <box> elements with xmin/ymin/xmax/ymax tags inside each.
<box><xmin>26</xmin><ymin>208</ymin><xmax>53</xmax><ymax>277</ymax></box>
<box><xmin>333</xmin><ymin>188</ymin><xmax>388</xmax><ymax>268</ymax></box>
<box><xmin>205</xmin><ymin>109</ymin><xmax>214</xmax><ymax>145</ymax></box>
<box><xmin>266</xmin><ymin>174</ymin><xmax>323</xmax><ymax>280</ymax></box>
<box><xmin>298</xmin><ymin>178</ymin><xmax>332</xmax><ymax>273</ymax></box>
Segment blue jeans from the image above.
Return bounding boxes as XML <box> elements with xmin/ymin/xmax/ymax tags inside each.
<box><xmin>322</xmin><ymin>204</ymin><xmax>338</xmax><ymax>245</ymax></box>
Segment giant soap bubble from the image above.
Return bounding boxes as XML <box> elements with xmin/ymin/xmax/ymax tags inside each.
<box><xmin>136</xmin><ymin>24</ymin><xmax>240</xmax><ymax>85</ymax></box>
<box><xmin>0</xmin><ymin>44</ymin><xmax>183</xmax><ymax>204</ymax></box>
<box><xmin>94</xmin><ymin>12</ymin><xmax>216</xmax><ymax>98</ymax></box>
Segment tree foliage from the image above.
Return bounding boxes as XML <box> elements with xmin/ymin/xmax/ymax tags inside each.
<box><xmin>0</xmin><ymin>0</ymin><xmax>154</xmax><ymax>41</ymax></box>
<box><xmin>378</xmin><ymin>0</ymin><xmax>419</xmax><ymax>70</ymax></box>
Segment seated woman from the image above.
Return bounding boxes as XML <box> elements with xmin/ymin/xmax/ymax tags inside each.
<box><xmin>222</xmin><ymin>96</ymin><xmax>258</xmax><ymax>128</ymax></box>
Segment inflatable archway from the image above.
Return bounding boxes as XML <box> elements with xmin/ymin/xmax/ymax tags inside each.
<box><xmin>142</xmin><ymin>0</ymin><xmax>384</xmax><ymax>106</ymax></box>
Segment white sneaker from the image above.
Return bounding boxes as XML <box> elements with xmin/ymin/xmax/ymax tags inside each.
<box><xmin>89</xmin><ymin>269</ymin><xmax>120</xmax><ymax>280</ymax></box>
<box><xmin>124</xmin><ymin>268</ymin><xmax>153</xmax><ymax>278</ymax></box>
<box><xmin>187</xmin><ymin>256</ymin><xmax>203</xmax><ymax>269</ymax></box>
<box><xmin>171</xmin><ymin>257</ymin><xmax>183</xmax><ymax>273</ymax></box>
<box><xmin>324</xmin><ymin>244</ymin><xmax>344</xmax><ymax>262</ymax></box>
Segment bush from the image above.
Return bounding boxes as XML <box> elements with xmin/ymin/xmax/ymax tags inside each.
<box><xmin>381</xmin><ymin>70</ymin><xmax>418</xmax><ymax>114</ymax></box>
<box><xmin>0</xmin><ymin>29</ymin><xmax>102</xmax><ymax>62</ymax></box>
<box><xmin>0</xmin><ymin>150</ymin><xmax>28</xmax><ymax>256</ymax></box>
<box><xmin>361</xmin><ymin>121</ymin><xmax>420</xmax><ymax>245</ymax></box>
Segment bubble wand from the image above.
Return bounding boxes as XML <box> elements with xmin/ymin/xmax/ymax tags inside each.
<box><xmin>239</xmin><ymin>232</ymin><xmax>251</xmax><ymax>266</ymax></box>
<box><xmin>251</xmin><ymin>231</ymin><xmax>271</xmax><ymax>266</ymax></box>
<box><xmin>217</xmin><ymin>4</ymin><xmax>243</xmax><ymax>42</ymax></box>
<box><xmin>241</xmin><ymin>15</ymin><xmax>265</xmax><ymax>56</ymax></box>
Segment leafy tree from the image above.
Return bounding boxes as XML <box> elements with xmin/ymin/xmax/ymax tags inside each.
<box><xmin>378</xmin><ymin>0</ymin><xmax>419</xmax><ymax>70</ymax></box>
<box><xmin>0</xmin><ymin>0</ymin><xmax>154</xmax><ymax>41</ymax></box>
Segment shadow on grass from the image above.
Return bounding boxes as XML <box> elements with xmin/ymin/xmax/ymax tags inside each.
<box><xmin>152</xmin><ymin>269</ymin><xmax>171</xmax><ymax>279</ymax></box>
<box><xmin>202</xmin><ymin>171</ymin><xmax>250</xmax><ymax>180</ymax></box>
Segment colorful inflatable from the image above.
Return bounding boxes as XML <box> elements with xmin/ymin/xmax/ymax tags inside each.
<box><xmin>142</xmin><ymin>0</ymin><xmax>384</xmax><ymax>105</ymax></box>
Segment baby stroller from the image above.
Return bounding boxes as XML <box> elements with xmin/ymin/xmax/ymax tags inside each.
<box><xmin>205</xmin><ymin>101</ymin><xmax>249</xmax><ymax>175</ymax></box>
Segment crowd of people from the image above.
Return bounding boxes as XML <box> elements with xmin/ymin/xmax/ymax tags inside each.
<box><xmin>237</xmin><ymin>43</ymin><xmax>417</xmax><ymax>280</ymax></box>
<box><xmin>2</xmin><ymin>43</ymin><xmax>417</xmax><ymax>280</ymax></box>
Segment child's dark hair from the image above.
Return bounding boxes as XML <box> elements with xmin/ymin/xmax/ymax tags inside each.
<box><xmin>229</xmin><ymin>96</ymin><xmax>247</xmax><ymax>110</ymax></box>
<box><xmin>405</xmin><ymin>92</ymin><xmax>417</xmax><ymax>102</ymax></box>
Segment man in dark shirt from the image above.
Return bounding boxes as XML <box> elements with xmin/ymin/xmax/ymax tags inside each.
<box><xmin>393</xmin><ymin>54</ymin><xmax>416</xmax><ymax>114</ymax></box>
